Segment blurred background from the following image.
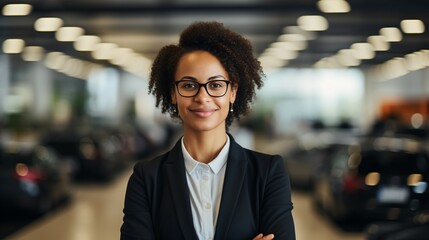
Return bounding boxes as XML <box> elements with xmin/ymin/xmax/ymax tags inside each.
<box><xmin>1</xmin><ymin>0</ymin><xmax>429</xmax><ymax>239</ymax></box>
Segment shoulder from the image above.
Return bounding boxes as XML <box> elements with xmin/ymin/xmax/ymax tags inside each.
<box><xmin>232</xmin><ymin>142</ymin><xmax>286</xmax><ymax>177</ymax></box>
<box><xmin>233</xmin><ymin>141</ymin><xmax>283</xmax><ymax>164</ymax></box>
<box><xmin>244</xmin><ymin>148</ymin><xmax>282</xmax><ymax>161</ymax></box>
<box><xmin>132</xmin><ymin>152</ymin><xmax>170</xmax><ymax>178</ymax></box>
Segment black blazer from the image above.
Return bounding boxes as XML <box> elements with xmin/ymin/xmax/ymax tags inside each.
<box><xmin>121</xmin><ymin>134</ymin><xmax>295</xmax><ymax>240</ymax></box>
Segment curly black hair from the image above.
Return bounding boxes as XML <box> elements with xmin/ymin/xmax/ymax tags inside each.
<box><xmin>148</xmin><ymin>21</ymin><xmax>264</xmax><ymax>127</ymax></box>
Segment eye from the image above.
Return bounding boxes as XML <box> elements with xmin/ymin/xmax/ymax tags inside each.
<box><xmin>208</xmin><ymin>81</ymin><xmax>225</xmax><ymax>89</ymax></box>
<box><xmin>180</xmin><ymin>81</ymin><xmax>198</xmax><ymax>90</ymax></box>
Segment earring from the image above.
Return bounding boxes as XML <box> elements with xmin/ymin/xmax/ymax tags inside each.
<box><xmin>230</xmin><ymin>103</ymin><xmax>233</xmax><ymax>112</ymax></box>
<box><xmin>172</xmin><ymin>104</ymin><xmax>177</xmax><ymax>113</ymax></box>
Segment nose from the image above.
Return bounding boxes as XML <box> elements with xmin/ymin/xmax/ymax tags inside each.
<box><xmin>194</xmin><ymin>85</ymin><xmax>211</xmax><ymax>101</ymax></box>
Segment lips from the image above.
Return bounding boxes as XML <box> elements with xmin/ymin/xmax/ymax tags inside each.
<box><xmin>190</xmin><ymin>108</ymin><xmax>216</xmax><ymax>118</ymax></box>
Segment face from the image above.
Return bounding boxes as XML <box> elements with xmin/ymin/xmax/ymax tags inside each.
<box><xmin>172</xmin><ymin>50</ymin><xmax>237</xmax><ymax>133</ymax></box>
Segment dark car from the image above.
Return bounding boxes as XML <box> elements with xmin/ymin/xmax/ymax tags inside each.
<box><xmin>284</xmin><ymin>130</ymin><xmax>360</xmax><ymax>189</ymax></box>
<box><xmin>313</xmin><ymin>137</ymin><xmax>429</xmax><ymax>222</ymax></box>
<box><xmin>0</xmin><ymin>142</ymin><xmax>71</xmax><ymax>215</ymax></box>
<box><xmin>41</xmin><ymin>128</ymin><xmax>126</xmax><ymax>181</ymax></box>
<box><xmin>284</xmin><ymin>143</ymin><xmax>328</xmax><ymax>189</ymax></box>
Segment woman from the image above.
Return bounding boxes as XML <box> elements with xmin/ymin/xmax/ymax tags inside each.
<box><xmin>121</xmin><ymin>21</ymin><xmax>295</xmax><ymax>240</ymax></box>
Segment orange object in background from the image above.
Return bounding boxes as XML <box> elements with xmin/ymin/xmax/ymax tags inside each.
<box><xmin>379</xmin><ymin>98</ymin><xmax>429</xmax><ymax>125</ymax></box>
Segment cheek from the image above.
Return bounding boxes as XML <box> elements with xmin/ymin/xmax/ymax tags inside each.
<box><xmin>217</xmin><ymin>98</ymin><xmax>231</xmax><ymax>111</ymax></box>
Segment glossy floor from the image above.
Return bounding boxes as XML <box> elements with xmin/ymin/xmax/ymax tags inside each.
<box><xmin>5</xmin><ymin>166</ymin><xmax>365</xmax><ymax>240</ymax></box>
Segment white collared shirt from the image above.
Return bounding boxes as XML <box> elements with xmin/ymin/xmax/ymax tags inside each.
<box><xmin>181</xmin><ymin>136</ymin><xmax>229</xmax><ymax>240</ymax></box>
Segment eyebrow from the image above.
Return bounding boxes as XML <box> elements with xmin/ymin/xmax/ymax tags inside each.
<box><xmin>178</xmin><ymin>75</ymin><xmax>227</xmax><ymax>81</ymax></box>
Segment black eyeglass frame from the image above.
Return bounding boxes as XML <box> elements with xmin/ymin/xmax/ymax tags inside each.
<box><xmin>174</xmin><ymin>80</ymin><xmax>231</xmax><ymax>97</ymax></box>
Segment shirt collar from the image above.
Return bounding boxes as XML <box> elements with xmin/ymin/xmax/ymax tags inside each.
<box><xmin>182</xmin><ymin>135</ymin><xmax>229</xmax><ymax>175</ymax></box>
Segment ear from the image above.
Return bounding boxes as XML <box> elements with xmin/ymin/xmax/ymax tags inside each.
<box><xmin>229</xmin><ymin>83</ymin><xmax>238</xmax><ymax>104</ymax></box>
<box><xmin>171</xmin><ymin>89</ymin><xmax>177</xmax><ymax>104</ymax></box>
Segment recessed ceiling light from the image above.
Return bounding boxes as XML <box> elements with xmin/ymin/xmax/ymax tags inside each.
<box><xmin>2</xmin><ymin>39</ymin><xmax>25</xmax><ymax>54</ymax></box>
<box><xmin>405</xmin><ymin>52</ymin><xmax>425</xmax><ymax>71</ymax></box>
<box><xmin>379</xmin><ymin>27</ymin><xmax>402</xmax><ymax>42</ymax></box>
<box><xmin>45</xmin><ymin>52</ymin><xmax>68</xmax><ymax>70</ymax></box>
<box><xmin>74</xmin><ymin>35</ymin><xmax>101</xmax><ymax>51</ymax></box>
<box><xmin>2</xmin><ymin>4</ymin><xmax>32</xmax><ymax>16</ymax></box>
<box><xmin>264</xmin><ymin>48</ymin><xmax>299</xmax><ymax>60</ymax></box>
<box><xmin>92</xmin><ymin>43</ymin><xmax>118</xmax><ymax>60</ymax></box>
<box><xmin>400</xmin><ymin>19</ymin><xmax>425</xmax><ymax>34</ymax></box>
<box><xmin>278</xmin><ymin>33</ymin><xmax>307</xmax><ymax>42</ymax></box>
<box><xmin>283</xmin><ymin>26</ymin><xmax>317</xmax><ymax>40</ymax></box>
<box><xmin>34</xmin><ymin>17</ymin><xmax>63</xmax><ymax>32</ymax></box>
<box><xmin>259</xmin><ymin>55</ymin><xmax>288</xmax><ymax>69</ymax></box>
<box><xmin>384</xmin><ymin>57</ymin><xmax>409</xmax><ymax>79</ymax></box>
<box><xmin>271</xmin><ymin>42</ymin><xmax>306</xmax><ymax>51</ymax></box>
<box><xmin>336</xmin><ymin>49</ymin><xmax>361</xmax><ymax>67</ymax></box>
<box><xmin>351</xmin><ymin>43</ymin><xmax>375</xmax><ymax>59</ymax></box>
<box><xmin>367</xmin><ymin>35</ymin><xmax>390</xmax><ymax>51</ymax></box>
<box><xmin>22</xmin><ymin>46</ymin><xmax>44</xmax><ymax>61</ymax></box>
<box><xmin>56</xmin><ymin>27</ymin><xmax>85</xmax><ymax>42</ymax></box>
<box><xmin>110</xmin><ymin>48</ymin><xmax>135</xmax><ymax>66</ymax></box>
<box><xmin>297</xmin><ymin>15</ymin><xmax>329</xmax><ymax>31</ymax></box>
<box><xmin>317</xmin><ymin>0</ymin><xmax>351</xmax><ymax>13</ymax></box>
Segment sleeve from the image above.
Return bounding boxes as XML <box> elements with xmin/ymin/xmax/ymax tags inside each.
<box><xmin>259</xmin><ymin>155</ymin><xmax>296</xmax><ymax>240</ymax></box>
<box><xmin>120</xmin><ymin>163</ymin><xmax>156</xmax><ymax>240</ymax></box>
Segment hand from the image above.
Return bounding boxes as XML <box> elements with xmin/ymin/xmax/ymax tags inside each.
<box><xmin>253</xmin><ymin>233</ymin><xmax>275</xmax><ymax>240</ymax></box>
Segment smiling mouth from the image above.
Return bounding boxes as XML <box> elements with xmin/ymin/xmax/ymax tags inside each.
<box><xmin>190</xmin><ymin>109</ymin><xmax>216</xmax><ymax>118</ymax></box>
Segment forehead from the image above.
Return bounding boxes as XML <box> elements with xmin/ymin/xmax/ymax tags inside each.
<box><xmin>175</xmin><ymin>50</ymin><xmax>229</xmax><ymax>80</ymax></box>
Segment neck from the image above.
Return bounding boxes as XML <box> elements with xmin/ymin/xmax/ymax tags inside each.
<box><xmin>183</xmin><ymin>129</ymin><xmax>228</xmax><ymax>164</ymax></box>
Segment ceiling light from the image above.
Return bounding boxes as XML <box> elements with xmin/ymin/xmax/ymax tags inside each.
<box><xmin>351</xmin><ymin>43</ymin><xmax>375</xmax><ymax>59</ymax></box>
<box><xmin>45</xmin><ymin>52</ymin><xmax>70</xmax><ymax>70</ymax></box>
<box><xmin>271</xmin><ymin>41</ymin><xmax>307</xmax><ymax>51</ymax></box>
<box><xmin>110</xmin><ymin>48</ymin><xmax>135</xmax><ymax>66</ymax></box>
<box><xmin>278</xmin><ymin>33</ymin><xmax>307</xmax><ymax>42</ymax></box>
<box><xmin>405</xmin><ymin>52</ymin><xmax>425</xmax><ymax>71</ymax></box>
<box><xmin>91</xmin><ymin>43</ymin><xmax>118</xmax><ymax>60</ymax></box>
<box><xmin>420</xmin><ymin>49</ymin><xmax>429</xmax><ymax>66</ymax></box>
<box><xmin>124</xmin><ymin>55</ymin><xmax>152</xmax><ymax>75</ymax></box>
<box><xmin>2</xmin><ymin>4</ymin><xmax>32</xmax><ymax>16</ymax></box>
<box><xmin>317</xmin><ymin>0</ymin><xmax>351</xmax><ymax>13</ymax></box>
<box><xmin>336</xmin><ymin>49</ymin><xmax>361</xmax><ymax>67</ymax></box>
<box><xmin>400</xmin><ymin>19</ymin><xmax>425</xmax><ymax>34</ymax></box>
<box><xmin>34</xmin><ymin>17</ymin><xmax>63</xmax><ymax>32</ymax></box>
<box><xmin>61</xmin><ymin>58</ymin><xmax>84</xmax><ymax>78</ymax></box>
<box><xmin>265</xmin><ymin>49</ymin><xmax>298</xmax><ymax>60</ymax></box>
<box><xmin>74</xmin><ymin>35</ymin><xmax>101</xmax><ymax>51</ymax></box>
<box><xmin>2</xmin><ymin>39</ymin><xmax>25</xmax><ymax>54</ymax></box>
<box><xmin>283</xmin><ymin>26</ymin><xmax>317</xmax><ymax>40</ymax></box>
<box><xmin>314</xmin><ymin>57</ymin><xmax>340</xmax><ymax>68</ymax></box>
<box><xmin>258</xmin><ymin>55</ymin><xmax>288</xmax><ymax>68</ymax></box>
<box><xmin>297</xmin><ymin>15</ymin><xmax>329</xmax><ymax>31</ymax></box>
<box><xmin>379</xmin><ymin>27</ymin><xmax>402</xmax><ymax>42</ymax></box>
<box><xmin>56</xmin><ymin>27</ymin><xmax>85</xmax><ymax>42</ymax></box>
<box><xmin>367</xmin><ymin>35</ymin><xmax>390</xmax><ymax>51</ymax></box>
<box><xmin>22</xmin><ymin>46</ymin><xmax>44</xmax><ymax>61</ymax></box>
<box><xmin>385</xmin><ymin>57</ymin><xmax>409</xmax><ymax>79</ymax></box>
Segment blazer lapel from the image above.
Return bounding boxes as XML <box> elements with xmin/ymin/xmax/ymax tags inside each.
<box><xmin>165</xmin><ymin>140</ymin><xmax>199</xmax><ymax>240</ymax></box>
<box><xmin>214</xmin><ymin>135</ymin><xmax>248</xmax><ymax>240</ymax></box>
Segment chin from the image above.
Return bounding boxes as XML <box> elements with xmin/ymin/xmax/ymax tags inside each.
<box><xmin>186</xmin><ymin>120</ymin><xmax>226</xmax><ymax>133</ymax></box>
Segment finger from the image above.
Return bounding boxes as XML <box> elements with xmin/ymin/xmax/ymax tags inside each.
<box><xmin>252</xmin><ymin>233</ymin><xmax>263</xmax><ymax>240</ymax></box>
<box><xmin>262</xmin><ymin>234</ymin><xmax>275</xmax><ymax>240</ymax></box>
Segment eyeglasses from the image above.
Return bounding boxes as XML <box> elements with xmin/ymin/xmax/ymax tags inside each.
<box><xmin>174</xmin><ymin>80</ymin><xmax>231</xmax><ymax>97</ymax></box>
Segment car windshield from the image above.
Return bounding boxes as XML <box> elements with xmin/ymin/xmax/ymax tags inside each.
<box><xmin>359</xmin><ymin>150</ymin><xmax>429</xmax><ymax>174</ymax></box>
<box><xmin>0</xmin><ymin>146</ymin><xmax>56</xmax><ymax>168</ymax></box>
<box><xmin>0</xmin><ymin>152</ymin><xmax>34</xmax><ymax>168</ymax></box>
